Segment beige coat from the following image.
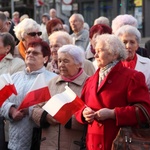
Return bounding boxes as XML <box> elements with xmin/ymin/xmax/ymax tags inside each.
<box><xmin>32</xmin><ymin>71</ymin><xmax>88</xmax><ymax>150</ymax></box>
<box><xmin>0</xmin><ymin>53</ymin><xmax>25</xmax><ymax>75</ymax></box>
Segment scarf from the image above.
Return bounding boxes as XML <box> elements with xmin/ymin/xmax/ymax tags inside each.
<box><xmin>122</xmin><ymin>54</ymin><xmax>137</xmax><ymax>69</ymax></box>
<box><xmin>18</xmin><ymin>41</ymin><xmax>26</xmax><ymax>59</ymax></box>
<box><xmin>61</xmin><ymin>68</ymin><xmax>83</xmax><ymax>82</ymax></box>
<box><xmin>0</xmin><ymin>54</ymin><xmax>6</xmax><ymax>61</ymax></box>
<box><xmin>99</xmin><ymin>60</ymin><xmax>119</xmax><ymax>85</ymax></box>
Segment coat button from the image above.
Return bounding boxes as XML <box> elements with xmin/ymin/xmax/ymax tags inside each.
<box><xmin>108</xmin><ymin>80</ymin><xmax>112</xmax><ymax>84</ymax></box>
<box><xmin>98</xmin><ymin>144</ymin><xmax>102</xmax><ymax>149</ymax></box>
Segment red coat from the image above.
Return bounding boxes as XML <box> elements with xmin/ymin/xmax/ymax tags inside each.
<box><xmin>76</xmin><ymin>62</ymin><xmax>150</xmax><ymax>150</ymax></box>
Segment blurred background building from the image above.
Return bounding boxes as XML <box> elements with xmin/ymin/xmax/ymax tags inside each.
<box><xmin>0</xmin><ymin>0</ymin><xmax>149</xmax><ymax>37</ymax></box>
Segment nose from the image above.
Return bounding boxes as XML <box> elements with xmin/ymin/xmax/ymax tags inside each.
<box><xmin>125</xmin><ymin>42</ymin><xmax>131</xmax><ymax>49</ymax></box>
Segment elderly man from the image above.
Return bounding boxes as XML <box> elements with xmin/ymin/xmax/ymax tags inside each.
<box><xmin>69</xmin><ymin>13</ymin><xmax>89</xmax><ymax>50</ymax></box>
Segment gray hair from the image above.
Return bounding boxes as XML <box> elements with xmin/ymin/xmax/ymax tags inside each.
<box><xmin>112</xmin><ymin>14</ymin><xmax>138</xmax><ymax>34</ymax></box>
<box><xmin>58</xmin><ymin>44</ymin><xmax>85</xmax><ymax>68</ymax></box>
<box><xmin>69</xmin><ymin>13</ymin><xmax>84</xmax><ymax>23</ymax></box>
<box><xmin>115</xmin><ymin>25</ymin><xmax>141</xmax><ymax>43</ymax></box>
<box><xmin>95</xmin><ymin>34</ymin><xmax>127</xmax><ymax>60</ymax></box>
<box><xmin>94</xmin><ymin>16</ymin><xmax>110</xmax><ymax>26</ymax></box>
<box><xmin>49</xmin><ymin>31</ymin><xmax>73</xmax><ymax>44</ymax></box>
<box><xmin>13</xmin><ymin>18</ymin><xmax>41</xmax><ymax>41</ymax></box>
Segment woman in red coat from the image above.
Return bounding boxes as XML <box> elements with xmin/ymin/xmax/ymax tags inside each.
<box><xmin>75</xmin><ymin>34</ymin><xmax>150</xmax><ymax>150</ymax></box>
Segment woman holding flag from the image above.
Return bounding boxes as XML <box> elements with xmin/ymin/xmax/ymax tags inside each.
<box><xmin>0</xmin><ymin>40</ymin><xmax>56</xmax><ymax>150</ymax></box>
<box><xmin>32</xmin><ymin>44</ymin><xmax>88</xmax><ymax>150</ymax></box>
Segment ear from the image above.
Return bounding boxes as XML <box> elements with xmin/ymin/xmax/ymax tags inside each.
<box><xmin>44</xmin><ymin>56</ymin><xmax>49</xmax><ymax>64</ymax></box>
<box><xmin>5</xmin><ymin>45</ymin><xmax>11</xmax><ymax>53</ymax></box>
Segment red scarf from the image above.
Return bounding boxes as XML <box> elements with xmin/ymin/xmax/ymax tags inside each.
<box><xmin>122</xmin><ymin>54</ymin><xmax>137</xmax><ymax>69</ymax></box>
<box><xmin>0</xmin><ymin>54</ymin><xmax>6</xmax><ymax>61</ymax></box>
<box><xmin>61</xmin><ymin>68</ymin><xmax>83</xmax><ymax>82</ymax></box>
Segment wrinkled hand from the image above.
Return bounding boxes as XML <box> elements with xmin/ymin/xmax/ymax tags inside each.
<box><xmin>94</xmin><ymin>108</ymin><xmax>115</xmax><ymax>121</ymax></box>
<box><xmin>9</xmin><ymin>107</ymin><xmax>25</xmax><ymax>121</ymax></box>
<box><xmin>46</xmin><ymin>114</ymin><xmax>59</xmax><ymax>125</ymax></box>
<box><xmin>83</xmin><ymin>107</ymin><xmax>95</xmax><ymax>123</ymax></box>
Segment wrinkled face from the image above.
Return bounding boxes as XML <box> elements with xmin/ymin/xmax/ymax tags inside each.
<box><xmin>58</xmin><ymin>52</ymin><xmax>80</xmax><ymax>78</ymax></box>
<box><xmin>95</xmin><ymin>41</ymin><xmax>117</xmax><ymax>68</ymax></box>
<box><xmin>69</xmin><ymin>16</ymin><xmax>83</xmax><ymax>33</ymax></box>
<box><xmin>0</xmin><ymin>37</ymin><xmax>10</xmax><ymax>55</ymax></box>
<box><xmin>25</xmin><ymin>45</ymin><xmax>48</xmax><ymax>71</ymax></box>
<box><xmin>119</xmin><ymin>33</ymin><xmax>139</xmax><ymax>61</ymax></box>
<box><xmin>49</xmin><ymin>37</ymin><xmax>64</xmax><ymax>61</ymax></box>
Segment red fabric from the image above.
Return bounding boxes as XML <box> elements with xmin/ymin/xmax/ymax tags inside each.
<box><xmin>61</xmin><ymin>68</ymin><xmax>83</xmax><ymax>82</ymax></box>
<box><xmin>75</xmin><ymin>61</ymin><xmax>150</xmax><ymax>150</ymax></box>
<box><xmin>54</xmin><ymin>96</ymin><xmax>85</xmax><ymax>125</ymax></box>
<box><xmin>121</xmin><ymin>54</ymin><xmax>137</xmax><ymax>69</ymax></box>
<box><xmin>18</xmin><ymin>86</ymin><xmax>50</xmax><ymax>110</ymax></box>
<box><xmin>0</xmin><ymin>54</ymin><xmax>6</xmax><ymax>61</ymax></box>
<box><xmin>0</xmin><ymin>84</ymin><xmax>17</xmax><ymax>107</ymax></box>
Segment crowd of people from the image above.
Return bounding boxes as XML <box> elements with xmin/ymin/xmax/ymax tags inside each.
<box><xmin>0</xmin><ymin>8</ymin><xmax>150</xmax><ymax>150</ymax></box>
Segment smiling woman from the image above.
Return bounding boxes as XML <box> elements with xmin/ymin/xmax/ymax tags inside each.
<box><xmin>0</xmin><ymin>39</ymin><xmax>57</xmax><ymax>150</ymax></box>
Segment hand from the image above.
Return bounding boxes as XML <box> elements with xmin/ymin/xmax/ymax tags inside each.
<box><xmin>94</xmin><ymin>108</ymin><xmax>115</xmax><ymax>121</ymax></box>
<box><xmin>20</xmin><ymin>108</ymin><xmax>29</xmax><ymax>116</ymax></box>
<box><xmin>9</xmin><ymin>107</ymin><xmax>25</xmax><ymax>121</ymax></box>
<box><xmin>46</xmin><ymin>114</ymin><xmax>59</xmax><ymax>125</ymax></box>
<box><xmin>83</xmin><ymin>107</ymin><xmax>95</xmax><ymax>123</ymax></box>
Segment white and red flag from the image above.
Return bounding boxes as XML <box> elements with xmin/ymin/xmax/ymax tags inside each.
<box><xmin>18</xmin><ymin>73</ymin><xmax>50</xmax><ymax>110</ymax></box>
<box><xmin>42</xmin><ymin>86</ymin><xmax>85</xmax><ymax>125</ymax></box>
<box><xmin>0</xmin><ymin>74</ymin><xmax>17</xmax><ymax>107</ymax></box>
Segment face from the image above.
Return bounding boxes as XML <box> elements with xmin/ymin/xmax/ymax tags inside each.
<box><xmin>50</xmin><ymin>10</ymin><xmax>56</xmax><ymax>18</ymax></box>
<box><xmin>24</xmin><ymin>30</ymin><xmax>42</xmax><ymax>48</ymax></box>
<box><xmin>25</xmin><ymin>45</ymin><xmax>48</xmax><ymax>71</ymax></box>
<box><xmin>51</xmin><ymin>24</ymin><xmax>63</xmax><ymax>34</ymax></box>
<box><xmin>49</xmin><ymin>37</ymin><xmax>64</xmax><ymax>61</ymax></box>
<box><xmin>0</xmin><ymin>20</ymin><xmax>10</xmax><ymax>33</ymax></box>
<box><xmin>58</xmin><ymin>52</ymin><xmax>80</xmax><ymax>78</ymax></box>
<box><xmin>119</xmin><ymin>33</ymin><xmax>139</xmax><ymax>61</ymax></box>
<box><xmin>0</xmin><ymin>37</ymin><xmax>10</xmax><ymax>55</ymax></box>
<box><xmin>95</xmin><ymin>41</ymin><xmax>117</xmax><ymax>68</ymax></box>
<box><xmin>42</xmin><ymin>17</ymin><xmax>49</xmax><ymax>25</ymax></box>
<box><xmin>69</xmin><ymin>15</ymin><xmax>83</xmax><ymax>33</ymax></box>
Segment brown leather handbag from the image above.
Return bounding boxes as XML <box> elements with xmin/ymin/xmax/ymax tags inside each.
<box><xmin>111</xmin><ymin>104</ymin><xmax>150</xmax><ymax>150</ymax></box>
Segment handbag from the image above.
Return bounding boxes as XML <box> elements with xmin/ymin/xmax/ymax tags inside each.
<box><xmin>111</xmin><ymin>104</ymin><xmax>150</xmax><ymax>150</ymax></box>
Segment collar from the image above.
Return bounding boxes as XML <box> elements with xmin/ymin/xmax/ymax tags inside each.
<box><xmin>0</xmin><ymin>53</ymin><xmax>13</xmax><ymax>61</ymax></box>
<box><xmin>25</xmin><ymin>66</ymin><xmax>46</xmax><ymax>75</ymax></box>
<box><xmin>55</xmin><ymin>71</ymin><xmax>88</xmax><ymax>86</ymax></box>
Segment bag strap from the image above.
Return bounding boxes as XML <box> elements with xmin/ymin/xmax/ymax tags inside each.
<box><xmin>134</xmin><ymin>104</ymin><xmax>150</xmax><ymax>126</ymax></box>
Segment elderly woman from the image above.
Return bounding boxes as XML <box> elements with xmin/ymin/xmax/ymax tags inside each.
<box><xmin>0</xmin><ymin>32</ymin><xmax>25</xmax><ymax>75</ymax></box>
<box><xmin>32</xmin><ymin>44</ymin><xmax>89</xmax><ymax>150</ymax></box>
<box><xmin>115</xmin><ymin>25</ymin><xmax>150</xmax><ymax>91</ymax></box>
<box><xmin>13</xmin><ymin>18</ymin><xmax>42</xmax><ymax>59</ymax></box>
<box><xmin>1</xmin><ymin>40</ymin><xmax>56</xmax><ymax>150</ymax></box>
<box><xmin>75</xmin><ymin>34</ymin><xmax>150</xmax><ymax>150</ymax></box>
<box><xmin>85</xmin><ymin>24</ymin><xmax>112</xmax><ymax>69</ymax></box>
<box><xmin>46</xmin><ymin>18</ymin><xmax>63</xmax><ymax>36</ymax></box>
<box><xmin>47</xmin><ymin>30</ymin><xmax>95</xmax><ymax>76</ymax></box>
<box><xmin>112</xmin><ymin>14</ymin><xmax>148</xmax><ymax>58</ymax></box>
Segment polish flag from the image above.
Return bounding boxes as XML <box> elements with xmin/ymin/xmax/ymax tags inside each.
<box><xmin>0</xmin><ymin>74</ymin><xmax>17</xmax><ymax>107</ymax></box>
<box><xmin>36</xmin><ymin>0</ymin><xmax>44</xmax><ymax>6</ymax></box>
<box><xmin>18</xmin><ymin>73</ymin><xmax>50</xmax><ymax>110</ymax></box>
<box><xmin>42</xmin><ymin>86</ymin><xmax>85</xmax><ymax>125</ymax></box>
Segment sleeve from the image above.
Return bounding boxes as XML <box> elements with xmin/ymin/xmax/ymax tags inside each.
<box><xmin>115</xmin><ymin>71</ymin><xmax>150</xmax><ymax>126</ymax></box>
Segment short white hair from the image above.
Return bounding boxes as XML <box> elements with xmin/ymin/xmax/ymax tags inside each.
<box><xmin>14</xmin><ymin>18</ymin><xmax>41</xmax><ymax>41</ymax></box>
<box><xmin>49</xmin><ymin>31</ymin><xmax>73</xmax><ymax>44</ymax></box>
<box><xmin>58</xmin><ymin>44</ymin><xmax>85</xmax><ymax>68</ymax></box>
<box><xmin>94</xmin><ymin>16</ymin><xmax>110</xmax><ymax>26</ymax></box>
<box><xmin>95</xmin><ymin>34</ymin><xmax>127</xmax><ymax>60</ymax></box>
<box><xmin>69</xmin><ymin>13</ymin><xmax>84</xmax><ymax>23</ymax></box>
<box><xmin>115</xmin><ymin>25</ymin><xmax>141</xmax><ymax>43</ymax></box>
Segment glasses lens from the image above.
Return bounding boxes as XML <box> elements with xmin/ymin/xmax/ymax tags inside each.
<box><xmin>25</xmin><ymin>51</ymin><xmax>42</xmax><ymax>56</ymax></box>
<box><xmin>27</xmin><ymin>32</ymin><xmax>42</xmax><ymax>36</ymax></box>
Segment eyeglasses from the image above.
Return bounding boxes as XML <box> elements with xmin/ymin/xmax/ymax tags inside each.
<box><xmin>27</xmin><ymin>32</ymin><xmax>42</xmax><ymax>37</ymax></box>
<box><xmin>25</xmin><ymin>51</ymin><xmax>43</xmax><ymax>56</ymax></box>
